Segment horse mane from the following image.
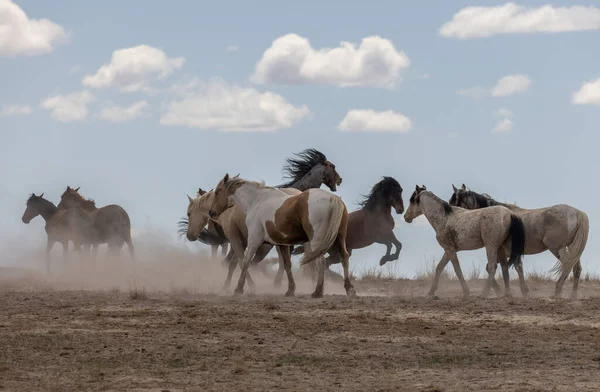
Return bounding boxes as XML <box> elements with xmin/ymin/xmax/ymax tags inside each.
<box><xmin>278</xmin><ymin>148</ymin><xmax>328</xmax><ymax>188</ymax></box>
<box><xmin>225</xmin><ymin>177</ymin><xmax>267</xmax><ymax>194</ymax></box>
<box><xmin>466</xmin><ymin>190</ymin><xmax>516</xmax><ymax>208</ymax></box>
<box><xmin>358</xmin><ymin>177</ymin><xmax>401</xmax><ymax>211</ymax></box>
<box><xmin>419</xmin><ymin>190</ymin><xmax>454</xmax><ymax>215</ymax></box>
<box><xmin>70</xmin><ymin>190</ymin><xmax>97</xmax><ymax>209</ymax></box>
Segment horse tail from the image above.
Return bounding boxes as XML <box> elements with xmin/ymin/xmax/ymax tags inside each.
<box><xmin>300</xmin><ymin>196</ymin><xmax>346</xmax><ymax>266</ymax></box>
<box><xmin>507</xmin><ymin>214</ymin><xmax>526</xmax><ymax>267</ymax></box>
<box><xmin>552</xmin><ymin>209</ymin><xmax>589</xmax><ymax>278</ymax></box>
<box><xmin>291</xmin><ymin>245</ymin><xmax>305</xmax><ymax>255</ymax></box>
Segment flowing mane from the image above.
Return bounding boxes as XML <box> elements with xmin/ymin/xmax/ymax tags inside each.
<box><xmin>358</xmin><ymin>177</ymin><xmax>402</xmax><ymax>211</ymax></box>
<box><xmin>277</xmin><ymin>149</ymin><xmax>328</xmax><ymax>188</ymax></box>
<box><xmin>70</xmin><ymin>191</ymin><xmax>97</xmax><ymax>209</ymax></box>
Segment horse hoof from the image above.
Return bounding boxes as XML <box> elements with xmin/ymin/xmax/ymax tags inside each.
<box><xmin>311</xmin><ymin>291</ymin><xmax>323</xmax><ymax>299</ymax></box>
<box><xmin>379</xmin><ymin>258</ymin><xmax>387</xmax><ymax>266</ymax></box>
<box><xmin>347</xmin><ymin>288</ymin><xmax>357</xmax><ymax>297</ymax></box>
<box><xmin>285</xmin><ymin>291</ymin><xmax>295</xmax><ymax>297</ymax></box>
<box><xmin>233</xmin><ymin>289</ymin><xmax>244</xmax><ymax>296</ymax></box>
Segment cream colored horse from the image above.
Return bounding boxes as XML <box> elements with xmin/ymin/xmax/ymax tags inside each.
<box><xmin>404</xmin><ymin>186</ymin><xmax>526</xmax><ymax>298</ymax></box>
<box><xmin>209</xmin><ymin>174</ymin><xmax>355</xmax><ymax>298</ymax></box>
<box><xmin>449</xmin><ymin>184</ymin><xmax>589</xmax><ymax>299</ymax></box>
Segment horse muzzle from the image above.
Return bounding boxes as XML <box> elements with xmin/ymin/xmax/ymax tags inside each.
<box><xmin>395</xmin><ymin>205</ymin><xmax>405</xmax><ymax>214</ymax></box>
<box><xmin>22</xmin><ymin>217</ymin><xmax>31</xmax><ymax>224</ymax></box>
<box><xmin>404</xmin><ymin>215</ymin><xmax>413</xmax><ymax>223</ymax></box>
<box><xmin>186</xmin><ymin>232</ymin><xmax>197</xmax><ymax>242</ymax></box>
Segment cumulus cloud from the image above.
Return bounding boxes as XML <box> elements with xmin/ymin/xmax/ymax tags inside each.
<box><xmin>440</xmin><ymin>3</ymin><xmax>600</xmax><ymax>39</ymax></box>
<box><xmin>40</xmin><ymin>91</ymin><xmax>95</xmax><ymax>123</ymax></box>
<box><xmin>338</xmin><ymin>109</ymin><xmax>412</xmax><ymax>133</ymax></box>
<box><xmin>0</xmin><ymin>0</ymin><xmax>68</xmax><ymax>57</ymax></box>
<box><xmin>100</xmin><ymin>101</ymin><xmax>149</xmax><ymax>123</ymax></box>
<box><xmin>160</xmin><ymin>79</ymin><xmax>310</xmax><ymax>132</ymax></box>
<box><xmin>82</xmin><ymin>45</ymin><xmax>185</xmax><ymax>93</ymax></box>
<box><xmin>251</xmin><ymin>34</ymin><xmax>410</xmax><ymax>88</ymax></box>
<box><xmin>459</xmin><ymin>75</ymin><xmax>531</xmax><ymax>99</ymax></box>
<box><xmin>572</xmin><ymin>78</ymin><xmax>600</xmax><ymax>105</ymax></box>
<box><xmin>493</xmin><ymin>118</ymin><xmax>513</xmax><ymax>133</ymax></box>
<box><xmin>491</xmin><ymin>74</ymin><xmax>531</xmax><ymax>97</ymax></box>
<box><xmin>0</xmin><ymin>104</ymin><xmax>32</xmax><ymax>116</ymax></box>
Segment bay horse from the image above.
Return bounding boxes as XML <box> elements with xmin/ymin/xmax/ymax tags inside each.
<box><xmin>57</xmin><ymin>186</ymin><xmax>134</xmax><ymax>260</ymax></box>
<box><xmin>21</xmin><ymin>193</ymin><xmax>92</xmax><ymax>274</ymax></box>
<box><xmin>208</xmin><ymin>174</ymin><xmax>355</xmax><ymax>298</ymax></box>
<box><xmin>449</xmin><ymin>184</ymin><xmax>589</xmax><ymax>299</ymax></box>
<box><xmin>404</xmin><ymin>186</ymin><xmax>526</xmax><ymax>298</ymax></box>
<box><xmin>293</xmin><ymin>176</ymin><xmax>404</xmax><ymax>269</ymax></box>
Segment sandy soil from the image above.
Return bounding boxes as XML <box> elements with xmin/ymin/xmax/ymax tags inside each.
<box><xmin>1</xmin><ymin>251</ymin><xmax>600</xmax><ymax>392</ymax></box>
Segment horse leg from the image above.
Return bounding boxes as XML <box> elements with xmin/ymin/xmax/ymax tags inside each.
<box><xmin>234</xmin><ymin>241</ymin><xmax>261</xmax><ymax>296</ymax></box>
<box><xmin>498</xmin><ymin>248</ymin><xmax>511</xmax><ymax>297</ymax></box>
<box><xmin>379</xmin><ymin>232</ymin><xmax>403</xmax><ymax>266</ymax></box>
<box><xmin>125</xmin><ymin>232</ymin><xmax>135</xmax><ymax>261</ymax></box>
<box><xmin>274</xmin><ymin>246</ymin><xmax>286</xmax><ymax>288</ymax></box>
<box><xmin>333</xmin><ymin>233</ymin><xmax>355</xmax><ymax>297</ymax></box>
<box><xmin>277</xmin><ymin>245</ymin><xmax>296</xmax><ymax>296</ymax></box>
<box><xmin>554</xmin><ymin>248</ymin><xmax>572</xmax><ymax>299</ymax></box>
<box><xmin>428</xmin><ymin>251</ymin><xmax>451</xmax><ymax>297</ymax></box>
<box><xmin>311</xmin><ymin>257</ymin><xmax>326</xmax><ymax>298</ymax></box>
<box><xmin>449</xmin><ymin>254</ymin><xmax>469</xmax><ymax>298</ymax></box>
<box><xmin>210</xmin><ymin>245</ymin><xmax>218</xmax><ymax>260</ymax></box>
<box><xmin>223</xmin><ymin>234</ymin><xmax>245</xmax><ymax>290</ymax></box>
<box><xmin>514</xmin><ymin>259</ymin><xmax>529</xmax><ymax>298</ymax></box>
<box><xmin>485</xmin><ymin>262</ymin><xmax>502</xmax><ymax>295</ymax></box>
<box><xmin>482</xmin><ymin>247</ymin><xmax>499</xmax><ymax>298</ymax></box>
<box><xmin>62</xmin><ymin>241</ymin><xmax>69</xmax><ymax>261</ymax></box>
<box><xmin>221</xmin><ymin>243</ymin><xmax>228</xmax><ymax>258</ymax></box>
<box><xmin>571</xmin><ymin>259</ymin><xmax>582</xmax><ymax>300</ymax></box>
<box><xmin>45</xmin><ymin>239</ymin><xmax>54</xmax><ymax>276</ymax></box>
<box><xmin>378</xmin><ymin>241</ymin><xmax>393</xmax><ymax>266</ymax></box>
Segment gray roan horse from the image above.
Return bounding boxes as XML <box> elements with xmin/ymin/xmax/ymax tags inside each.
<box><xmin>21</xmin><ymin>193</ymin><xmax>93</xmax><ymax>274</ymax></box>
<box><xmin>449</xmin><ymin>184</ymin><xmax>589</xmax><ymax>299</ymax></box>
<box><xmin>404</xmin><ymin>186</ymin><xmax>526</xmax><ymax>298</ymax></box>
<box><xmin>58</xmin><ymin>187</ymin><xmax>134</xmax><ymax>260</ymax></box>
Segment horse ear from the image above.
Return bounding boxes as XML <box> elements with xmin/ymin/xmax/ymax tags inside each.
<box><xmin>415</xmin><ymin>185</ymin><xmax>420</xmax><ymax>191</ymax></box>
<box><xmin>66</xmin><ymin>186</ymin><xmax>71</xmax><ymax>191</ymax></box>
<box><xmin>75</xmin><ymin>187</ymin><xmax>80</xmax><ymax>192</ymax></box>
<box><xmin>187</xmin><ymin>194</ymin><xmax>193</xmax><ymax>203</ymax></box>
<box><xmin>421</xmin><ymin>185</ymin><xmax>427</xmax><ymax>190</ymax></box>
<box><xmin>198</xmin><ymin>188</ymin><xmax>206</xmax><ymax>196</ymax></box>
<box><xmin>452</xmin><ymin>184</ymin><xmax>458</xmax><ymax>193</ymax></box>
<box><xmin>39</xmin><ymin>193</ymin><xmax>44</xmax><ymax>198</ymax></box>
<box><xmin>223</xmin><ymin>173</ymin><xmax>230</xmax><ymax>183</ymax></box>
<box><xmin>233</xmin><ymin>173</ymin><xmax>240</xmax><ymax>179</ymax></box>
<box><xmin>461</xmin><ymin>184</ymin><xmax>466</xmax><ymax>191</ymax></box>
<box><xmin>31</xmin><ymin>193</ymin><xmax>37</xmax><ymax>197</ymax></box>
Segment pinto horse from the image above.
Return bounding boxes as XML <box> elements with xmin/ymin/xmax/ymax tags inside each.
<box><xmin>208</xmin><ymin>174</ymin><xmax>355</xmax><ymax>298</ymax></box>
<box><xmin>57</xmin><ymin>187</ymin><xmax>134</xmax><ymax>260</ymax></box>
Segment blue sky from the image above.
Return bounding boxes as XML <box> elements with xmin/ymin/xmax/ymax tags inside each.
<box><xmin>1</xmin><ymin>0</ymin><xmax>600</xmax><ymax>277</ymax></box>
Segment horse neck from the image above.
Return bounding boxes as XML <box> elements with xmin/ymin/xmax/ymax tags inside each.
<box><xmin>229</xmin><ymin>183</ymin><xmax>269</xmax><ymax>214</ymax></box>
<box><xmin>79</xmin><ymin>199</ymin><xmax>97</xmax><ymax>211</ymax></box>
<box><xmin>290</xmin><ymin>165</ymin><xmax>324</xmax><ymax>191</ymax></box>
<box><xmin>38</xmin><ymin>199</ymin><xmax>59</xmax><ymax>221</ymax></box>
<box><xmin>420</xmin><ymin>193</ymin><xmax>450</xmax><ymax>231</ymax></box>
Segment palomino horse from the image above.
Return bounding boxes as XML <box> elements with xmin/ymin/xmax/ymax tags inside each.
<box><xmin>21</xmin><ymin>193</ymin><xmax>92</xmax><ymax>274</ymax></box>
<box><xmin>449</xmin><ymin>184</ymin><xmax>589</xmax><ymax>299</ymax></box>
<box><xmin>57</xmin><ymin>187</ymin><xmax>134</xmax><ymax>260</ymax></box>
<box><xmin>293</xmin><ymin>176</ymin><xmax>404</xmax><ymax>268</ymax></box>
<box><xmin>404</xmin><ymin>186</ymin><xmax>526</xmax><ymax>298</ymax></box>
<box><xmin>208</xmin><ymin>174</ymin><xmax>355</xmax><ymax>298</ymax></box>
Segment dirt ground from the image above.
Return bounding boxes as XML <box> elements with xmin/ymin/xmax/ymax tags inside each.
<box><xmin>1</xmin><ymin>252</ymin><xmax>600</xmax><ymax>392</ymax></box>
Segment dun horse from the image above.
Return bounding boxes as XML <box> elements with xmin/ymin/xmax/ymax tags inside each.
<box><xmin>58</xmin><ymin>187</ymin><xmax>134</xmax><ymax>260</ymax></box>
<box><xmin>404</xmin><ymin>186</ymin><xmax>526</xmax><ymax>298</ymax></box>
<box><xmin>208</xmin><ymin>174</ymin><xmax>355</xmax><ymax>298</ymax></box>
<box><xmin>449</xmin><ymin>184</ymin><xmax>589</xmax><ymax>299</ymax></box>
<box><xmin>21</xmin><ymin>193</ymin><xmax>92</xmax><ymax>274</ymax></box>
<box><xmin>293</xmin><ymin>176</ymin><xmax>404</xmax><ymax>269</ymax></box>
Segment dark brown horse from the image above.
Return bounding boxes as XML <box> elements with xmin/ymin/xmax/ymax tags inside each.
<box><xmin>293</xmin><ymin>176</ymin><xmax>404</xmax><ymax>269</ymax></box>
<box><xmin>57</xmin><ymin>186</ymin><xmax>134</xmax><ymax>259</ymax></box>
<box><xmin>21</xmin><ymin>193</ymin><xmax>93</xmax><ymax>274</ymax></box>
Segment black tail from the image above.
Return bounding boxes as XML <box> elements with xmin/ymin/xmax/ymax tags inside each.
<box><xmin>507</xmin><ymin>215</ymin><xmax>526</xmax><ymax>267</ymax></box>
<box><xmin>291</xmin><ymin>245</ymin><xmax>305</xmax><ymax>256</ymax></box>
<box><xmin>177</xmin><ymin>217</ymin><xmax>228</xmax><ymax>246</ymax></box>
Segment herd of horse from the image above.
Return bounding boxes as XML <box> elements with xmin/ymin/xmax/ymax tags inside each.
<box><xmin>21</xmin><ymin>148</ymin><xmax>589</xmax><ymax>300</ymax></box>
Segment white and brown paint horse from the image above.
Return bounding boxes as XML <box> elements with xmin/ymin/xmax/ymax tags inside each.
<box><xmin>404</xmin><ymin>186</ymin><xmax>526</xmax><ymax>298</ymax></box>
<box><xmin>449</xmin><ymin>184</ymin><xmax>589</xmax><ymax>299</ymax></box>
<box><xmin>208</xmin><ymin>174</ymin><xmax>355</xmax><ymax>298</ymax></box>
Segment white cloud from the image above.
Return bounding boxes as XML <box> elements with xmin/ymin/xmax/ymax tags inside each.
<box><xmin>493</xmin><ymin>118</ymin><xmax>513</xmax><ymax>133</ymax></box>
<box><xmin>440</xmin><ymin>3</ymin><xmax>600</xmax><ymax>39</ymax></box>
<box><xmin>100</xmin><ymin>101</ymin><xmax>149</xmax><ymax>123</ymax></box>
<box><xmin>225</xmin><ymin>45</ymin><xmax>239</xmax><ymax>52</ymax></box>
<box><xmin>160</xmin><ymin>79</ymin><xmax>310</xmax><ymax>132</ymax></box>
<box><xmin>0</xmin><ymin>104</ymin><xmax>32</xmax><ymax>116</ymax></box>
<box><xmin>495</xmin><ymin>108</ymin><xmax>513</xmax><ymax>118</ymax></box>
<box><xmin>572</xmin><ymin>78</ymin><xmax>600</xmax><ymax>105</ymax></box>
<box><xmin>0</xmin><ymin>0</ymin><xmax>68</xmax><ymax>57</ymax></box>
<box><xmin>251</xmin><ymin>33</ymin><xmax>410</xmax><ymax>88</ymax></box>
<box><xmin>491</xmin><ymin>74</ymin><xmax>531</xmax><ymax>97</ymax></box>
<box><xmin>457</xmin><ymin>86</ymin><xmax>488</xmax><ymax>100</ymax></box>
<box><xmin>40</xmin><ymin>91</ymin><xmax>95</xmax><ymax>123</ymax></box>
<box><xmin>82</xmin><ymin>45</ymin><xmax>185</xmax><ymax>93</ymax></box>
<box><xmin>338</xmin><ymin>109</ymin><xmax>412</xmax><ymax>133</ymax></box>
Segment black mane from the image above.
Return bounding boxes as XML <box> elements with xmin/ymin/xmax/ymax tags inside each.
<box><xmin>277</xmin><ymin>148</ymin><xmax>328</xmax><ymax>188</ymax></box>
<box><xmin>358</xmin><ymin>177</ymin><xmax>402</xmax><ymax>210</ymax></box>
<box><xmin>465</xmin><ymin>190</ymin><xmax>503</xmax><ymax>208</ymax></box>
